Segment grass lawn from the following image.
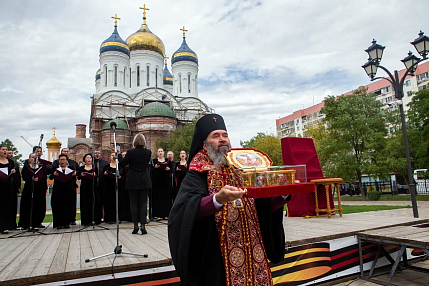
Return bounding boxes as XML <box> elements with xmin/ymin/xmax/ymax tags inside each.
<box><xmin>17</xmin><ymin>213</ymin><xmax>81</xmax><ymax>224</ymax></box>
<box><xmin>337</xmin><ymin>205</ymin><xmax>412</xmax><ymax>214</ymax></box>
<box><xmin>339</xmin><ymin>195</ymin><xmax>429</xmax><ymax>201</ymax></box>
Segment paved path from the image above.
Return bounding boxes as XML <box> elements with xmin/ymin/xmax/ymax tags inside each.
<box><xmin>340</xmin><ymin>199</ymin><xmax>429</xmax><ymax>207</ymax></box>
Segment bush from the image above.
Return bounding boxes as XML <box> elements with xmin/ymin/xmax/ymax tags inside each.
<box><xmin>367</xmin><ymin>191</ymin><xmax>382</xmax><ymax>201</ymax></box>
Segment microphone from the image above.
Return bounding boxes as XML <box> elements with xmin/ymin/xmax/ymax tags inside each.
<box><xmin>110</xmin><ymin>121</ymin><xmax>117</xmax><ymax>131</ymax></box>
<box><xmin>40</xmin><ymin>134</ymin><xmax>44</xmax><ymax>140</ymax></box>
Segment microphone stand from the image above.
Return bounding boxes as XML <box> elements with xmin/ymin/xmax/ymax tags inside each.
<box><xmin>9</xmin><ymin>135</ymin><xmax>47</xmax><ymax>238</ymax></box>
<box><xmin>85</xmin><ymin>121</ymin><xmax>148</xmax><ymax>263</ymax></box>
<box><xmin>76</xmin><ymin>133</ymin><xmax>109</xmax><ymax>232</ymax></box>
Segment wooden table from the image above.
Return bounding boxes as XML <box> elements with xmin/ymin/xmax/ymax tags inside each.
<box><xmin>310</xmin><ymin>178</ymin><xmax>343</xmax><ymax>218</ymax></box>
<box><xmin>357</xmin><ymin>225</ymin><xmax>429</xmax><ymax>286</ymax></box>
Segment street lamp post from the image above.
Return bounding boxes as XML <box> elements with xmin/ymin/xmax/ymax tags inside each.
<box><xmin>362</xmin><ymin>31</ymin><xmax>429</xmax><ymax>218</ymax></box>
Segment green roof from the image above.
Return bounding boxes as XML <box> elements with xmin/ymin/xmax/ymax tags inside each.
<box><xmin>139</xmin><ymin>102</ymin><xmax>176</xmax><ymax>118</ymax></box>
<box><xmin>102</xmin><ymin>119</ymin><xmax>129</xmax><ymax>130</ymax></box>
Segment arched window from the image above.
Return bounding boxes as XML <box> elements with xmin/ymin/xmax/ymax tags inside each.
<box><xmin>179</xmin><ymin>73</ymin><xmax>182</xmax><ymax>93</ymax></box>
<box><xmin>137</xmin><ymin>65</ymin><xmax>140</xmax><ymax>87</ymax></box>
<box><xmin>114</xmin><ymin>65</ymin><xmax>118</xmax><ymax>87</ymax></box>
<box><xmin>195</xmin><ymin>75</ymin><xmax>198</xmax><ymax>93</ymax></box>
<box><xmin>124</xmin><ymin>67</ymin><xmax>126</xmax><ymax>87</ymax></box>
<box><xmin>146</xmin><ymin>66</ymin><xmax>150</xmax><ymax>86</ymax></box>
<box><xmin>188</xmin><ymin>74</ymin><xmax>191</xmax><ymax>93</ymax></box>
<box><xmin>155</xmin><ymin>67</ymin><xmax>158</xmax><ymax>88</ymax></box>
<box><xmin>104</xmin><ymin>65</ymin><xmax>107</xmax><ymax>87</ymax></box>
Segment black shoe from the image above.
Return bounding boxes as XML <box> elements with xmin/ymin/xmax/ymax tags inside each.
<box><xmin>132</xmin><ymin>227</ymin><xmax>139</xmax><ymax>234</ymax></box>
<box><xmin>38</xmin><ymin>224</ymin><xmax>45</xmax><ymax>228</ymax></box>
<box><xmin>140</xmin><ymin>225</ymin><xmax>147</xmax><ymax>235</ymax></box>
<box><xmin>70</xmin><ymin>221</ymin><xmax>76</xmax><ymax>225</ymax></box>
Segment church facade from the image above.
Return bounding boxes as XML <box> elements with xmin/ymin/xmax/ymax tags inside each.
<box><xmin>69</xmin><ymin>7</ymin><xmax>212</xmax><ymax>160</ymax></box>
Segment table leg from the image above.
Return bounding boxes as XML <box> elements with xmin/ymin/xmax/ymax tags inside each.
<box><xmin>336</xmin><ymin>183</ymin><xmax>343</xmax><ymax>217</ymax></box>
<box><xmin>325</xmin><ymin>184</ymin><xmax>331</xmax><ymax>218</ymax></box>
<box><xmin>358</xmin><ymin>238</ymin><xmax>364</xmax><ymax>278</ymax></box>
<box><xmin>387</xmin><ymin>245</ymin><xmax>406</xmax><ymax>284</ymax></box>
<box><xmin>314</xmin><ymin>184</ymin><xmax>319</xmax><ymax>217</ymax></box>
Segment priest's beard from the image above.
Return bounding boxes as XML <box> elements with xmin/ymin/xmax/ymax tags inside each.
<box><xmin>206</xmin><ymin>141</ymin><xmax>230</xmax><ymax>166</ymax></box>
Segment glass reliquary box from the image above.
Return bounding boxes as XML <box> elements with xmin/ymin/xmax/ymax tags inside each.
<box><xmin>225</xmin><ymin>148</ymin><xmax>307</xmax><ymax>188</ymax></box>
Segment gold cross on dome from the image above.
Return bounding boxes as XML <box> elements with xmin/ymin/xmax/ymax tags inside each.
<box><xmin>212</xmin><ymin>117</ymin><xmax>217</xmax><ymax>122</ymax></box>
<box><xmin>180</xmin><ymin>26</ymin><xmax>188</xmax><ymax>38</ymax></box>
<box><xmin>139</xmin><ymin>4</ymin><xmax>149</xmax><ymax>19</ymax></box>
<box><xmin>164</xmin><ymin>55</ymin><xmax>169</xmax><ymax>65</ymax></box>
<box><xmin>111</xmin><ymin>14</ymin><xmax>121</xmax><ymax>27</ymax></box>
<box><xmin>52</xmin><ymin>127</ymin><xmax>57</xmax><ymax>135</ymax></box>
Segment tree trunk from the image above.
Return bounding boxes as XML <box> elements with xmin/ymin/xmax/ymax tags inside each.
<box><xmin>359</xmin><ymin>177</ymin><xmax>366</xmax><ymax>200</ymax></box>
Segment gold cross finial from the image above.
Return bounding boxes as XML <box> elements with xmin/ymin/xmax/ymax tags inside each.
<box><xmin>180</xmin><ymin>26</ymin><xmax>188</xmax><ymax>38</ymax></box>
<box><xmin>212</xmin><ymin>117</ymin><xmax>217</xmax><ymax>122</ymax></box>
<box><xmin>164</xmin><ymin>55</ymin><xmax>169</xmax><ymax>65</ymax></box>
<box><xmin>139</xmin><ymin>4</ymin><xmax>149</xmax><ymax>22</ymax></box>
<box><xmin>52</xmin><ymin>127</ymin><xmax>57</xmax><ymax>136</ymax></box>
<box><xmin>111</xmin><ymin>14</ymin><xmax>121</xmax><ymax>27</ymax></box>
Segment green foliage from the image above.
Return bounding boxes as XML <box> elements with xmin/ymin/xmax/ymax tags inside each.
<box><xmin>407</xmin><ymin>89</ymin><xmax>429</xmax><ymax>171</ymax></box>
<box><xmin>241</xmin><ymin>133</ymin><xmax>282</xmax><ymax>165</ymax></box>
<box><xmin>155</xmin><ymin>119</ymin><xmax>198</xmax><ymax>160</ymax></box>
<box><xmin>366</xmin><ymin>191</ymin><xmax>382</xmax><ymax>201</ymax></box>
<box><xmin>319</xmin><ymin>86</ymin><xmax>388</xmax><ymax>199</ymax></box>
<box><xmin>0</xmin><ymin>139</ymin><xmax>22</xmax><ymax>164</ymax></box>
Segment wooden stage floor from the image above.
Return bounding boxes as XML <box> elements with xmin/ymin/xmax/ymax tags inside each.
<box><xmin>1</xmin><ymin>204</ymin><xmax>429</xmax><ymax>286</ymax></box>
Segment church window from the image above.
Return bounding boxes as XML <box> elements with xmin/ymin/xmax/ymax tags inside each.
<box><xmin>195</xmin><ymin>75</ymin><xmax>198</xmax><ymax>93</ymax></box>
<box><xmin>124</xmin><ymin>67</ymin><xmax>126</xmax><ymax>87</ymax></box>
<box><xmin>188</xmin><ymin>74</ymin><xmax>191</xmax><ymax>93</ymax></box>
<box><xmin>114</xmin><ymin>66</ymin><xmax>118</xmax><ymax>87</ymax></box>
<box><xmin>155</xmin><ymin>67</ymin><xmax>158</xmax><ymax>88</ymax></box>
<box><xmin>179</xmin><ymin>74</ymin><xmax>182</xmax><ymax>93</ymax></box>
<box><xmin>104</xmin><ymin>65</ymin><xmax>107</xmax><ymax>87</ymax></box>
<box><xmin>147</xmin><ymin>66</ymin><xmax>150</xmax><ymax>86</ymax></box>
<box><xmin>137</xmin><ymin>65</ymin><xmax>140</xmax><ymax>87</ymax></box>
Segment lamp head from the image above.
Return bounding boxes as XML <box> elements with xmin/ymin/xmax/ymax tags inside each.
<box><xmin>401</xmin><ymin>51</ymin><xmax>420</xmax><ymax>75</ymax></box>
<box><xmin>411</xmin><ymin>31</ymin><xmax>429</xmax><ymax>59</ymax></box>
<box><xmin>362</xmin><ymin>58</ymin><xmax>378</xmax><ymax>80</ymax></box>
<box><xmin>365</xmin><ymin>39</ymin><xmax>385</xmax><ymax>63</ymax></box>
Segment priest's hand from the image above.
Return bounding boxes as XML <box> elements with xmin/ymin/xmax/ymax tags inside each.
<box><xmin>215</xmin><ymin>185</ymin><xmax>245</xmax><ymax>205</ymax></box>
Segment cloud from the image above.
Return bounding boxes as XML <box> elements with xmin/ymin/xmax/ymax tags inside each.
<box><xmin>1</xmin><ymin>0</ymin><xmax>428</xmax><ymax>155</ymax></box>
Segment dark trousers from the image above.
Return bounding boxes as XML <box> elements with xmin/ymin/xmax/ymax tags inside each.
<box><xmin>128</xmin><ymin>189</ymin><xmax>149</xmax><ymax>225</ymax></box>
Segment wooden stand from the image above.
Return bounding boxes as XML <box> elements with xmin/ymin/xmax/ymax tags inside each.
<box><xmin>310</xmin><ymin>178</ymin><xmax>343</xmax><ymax>218</ymax></box>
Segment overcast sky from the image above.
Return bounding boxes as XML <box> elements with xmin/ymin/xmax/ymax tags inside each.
<box><xmin>1</xmin><ymin>0</ymin><xmax>428</xmax><ymax>159</ymax></box>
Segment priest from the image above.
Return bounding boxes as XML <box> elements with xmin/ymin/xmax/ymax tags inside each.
<box><xmin>168</xmin><ymin>114</ymin><xmax>289</xmax><ymax>286</ymax></box>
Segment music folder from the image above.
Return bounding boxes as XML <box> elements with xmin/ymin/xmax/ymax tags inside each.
<box><xmin>39</xmin><ymin>158</ymin><xmax>52</xmax><ymax>168</ymax></box>
<box><xmin>56</xmin><ymin>167</ymin><xmax>74</xmax><ymax>183</ymax></box>
<box><xmin>0</xmin><ymin>167</ymin><xmax>9</xmax><ymax>181</ymax></box>
<box><xmin>28</xmin><ymin>167</ymin><xmax>44</xmax><ymax>181</ymax></box>
<box><xmin>157</xmin><ymin>161</ymin><xmax>169</xmax><ymax>169</ymax></box>
<box><xmin>177</xmin><ymin>164</ymin><xmax>187</xmax><ymax>171</ymax></box>
<box><xmin>81</xmin><ymin>172</ymin><xmax>94</xmax><ymax>179</ymax></box>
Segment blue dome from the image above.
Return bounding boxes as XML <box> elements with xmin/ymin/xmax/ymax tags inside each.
<box><xmin>163</xmin><ymin>64</ymin><xmax>173</xmax><ymax>85</ymax></box>
<box><xmin>171</xmin><ymin>38</ymin><xmax>198</xmax><ymax>65</ymax></box>
<box><xmin>100</xmin><ymin>27</ymin><xmax>130</xmax><ymax>56</ymax></box>
<box><xmin>95</xmin><ymin>69</ymin><xmax>100</xmax><ymax>81</ymax></box>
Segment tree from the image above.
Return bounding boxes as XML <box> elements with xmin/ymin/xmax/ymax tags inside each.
<box><xmin>320</xmin><ymin>86</ymin><xmax>388</xmax><ymax>200</ymax></box>
<box><xmin>407</xmin><ymin>89</ymin><xmax>429</xmax><ymax>171</ymax></box>
<box><xmin>156</xmin><ymin>119</ymin><xmax>197</xmax><ymax>159</ymax></box>
<box><xmin>0</xmin><ymin>139</ymin><xmax>22</xmax><ymax>164</ymax></box>
<box><xmin>241</xmin><ymin>133</ymin><xmax>282</xmax><ymax>165</ymax></box>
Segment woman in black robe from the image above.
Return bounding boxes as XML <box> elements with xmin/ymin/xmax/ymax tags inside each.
<box><xmin>51</xmin><ymin>154</ymin><xmax>76</xmax><ymax>229</ymax></box>
<box><xmin>152</xmin><ymin>148</ymin><xmax>173</xmax><ymax>220</ymax></box>
<box><xmin>0</xmin><ymin>145</ymin><xmax>17</xmax><ymax>234</ymax></box>
<box><xmin>102</xmin><ymin>153</ymin><xmax>122</xmax><ymax>224</ymax></box>
<box><xmin>174</xmin><ymin>150</ymin><xmax>188</xmax><ymax>201</ymax></box>
<box><xmin>77</xmin><ymin>153</ymin><xmax>102</xmax><ymax>226</ymax></box>
<box><xmin>119</xmin><ymin>151</ymin><xmax>132</xmax><ymax>222</ymax></box>
<box><xmin>18</xmin><ymin>153</ymin><xmax>48</xmax><ymax>229</ymax></box>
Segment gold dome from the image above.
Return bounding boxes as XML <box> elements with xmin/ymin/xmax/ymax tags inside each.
<box><xmin>46</xmin><ymin>135</ymin><xmax>62</xmax><ymax>148</ymax></box>
<box><xmin>126</xmin><ymin>22</ymin><xmax>165</xmax><ymax>56</ymax></box>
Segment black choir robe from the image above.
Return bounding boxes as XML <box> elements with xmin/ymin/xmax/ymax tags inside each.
<box><xmin>0</xmin><ymin>159</ymin><xmax>18</xmax><ymax>232</ymax></box>
<box><xmin>77</xmin><ymin>166</ymin><xmax>102</xmax><ymax>226</ymax></box>
<box><xmin>168</xmin><ymin>170</ymin><xmax>285</xmax><ymax>286</ymax></box>
<box><xmin>152</xmin><ymin>158</ymin><xmax>173</xmax><ymax>218</ymax></box>
<box><xmin>51</xmin><ymin>167</ymin><xmax>76</xmax><ymax>228</ymax></box>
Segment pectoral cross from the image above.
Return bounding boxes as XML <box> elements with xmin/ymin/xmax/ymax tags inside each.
<box><xmin>164</xmin><ymin>55</ymin><xmax>169</xmax><ymax>66</ymax></box>
<box><xmin>212</xmin><ymin>117</ymin><xmax>217</xmax><ymax>122</ymax></box>
<box><xmin>180</xmin><ymin>26</ymin><xmax>188</xmax><ymax>38</ymax></box>
<box><xmin>140</xmin><ymin>4</ymin><xmax>149</xmax><ymax>20</ymax></box>
<box><xmin>111</xmin><ymin>14</ymin><xmax>121</xmax><ymax>27</ymax></box>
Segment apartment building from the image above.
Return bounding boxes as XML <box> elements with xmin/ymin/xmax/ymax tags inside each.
<box><xmin>276</xmin><ymin>61</ymin><xmax>429</xmax><ymax>138</ymax></box>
